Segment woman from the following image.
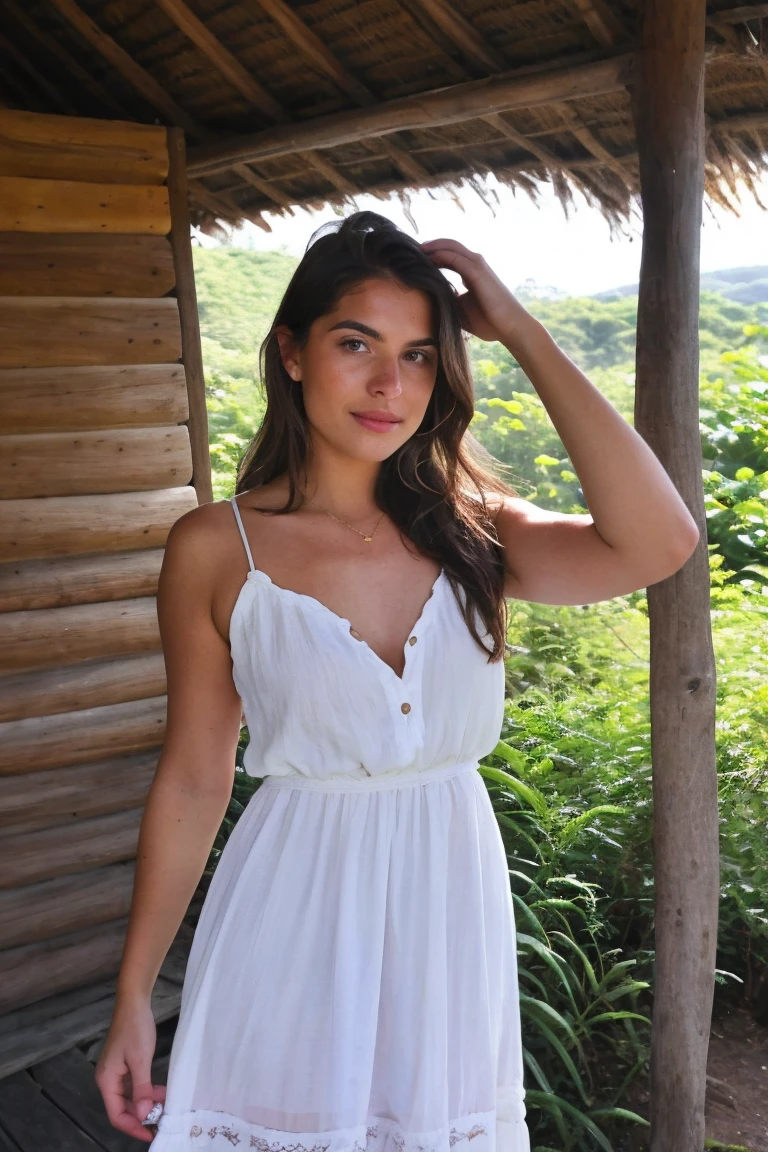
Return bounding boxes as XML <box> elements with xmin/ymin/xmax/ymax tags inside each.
<box><xmin>95</xmin><ymin>211</ymin><xmax>699</xmax><ymax>1151</ymax></box>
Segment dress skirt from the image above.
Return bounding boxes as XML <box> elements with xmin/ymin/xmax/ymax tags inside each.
<box><xmin>150</xmin><ymin>759</ymin><xmax>529</xmax><ymax>1152</ymax></box>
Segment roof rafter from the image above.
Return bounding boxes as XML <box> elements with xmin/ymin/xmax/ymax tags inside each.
<box><xmin>43</xmin><ymin>0</ymin><xmax>281</xmax><ymax>222</ymax></box>
<box><xmin>252</xmin><ymin>0</ymin><xmax>429</xmax><ymax>184</ymax></box>
<box><xmin>0</xmin><ymin>28</ymin><xmax>77</xmax><ymax>115</ymax></box>
<box><xmin>188</xmin><ymin>52</ymin><xmax>634</xmax><ymax>177</ymax></box>
<box><xmin>567</xmin><ymin>0</ymin><xmax>628</xmax><ymax>48</ymax></box>
<box><xmin>406</xmin><ymin>0</ymin><xmax>507</xmax><ymax>73</ymax></box>
<box><xmin>153</xmin><ymin>0</ymin><xmax>358</xmax><ymax>197</ymax></box>
<box><xmin>557</xmin><ymin>103</ymin><xmax>636</xmax><ymax>187</ymax></box>
<box><xmin>480</xmin><ymin>112</ymin><xmax>564</xmax><ymax>169</ymax></box>
<box><xmin>715</xmin><ymin>4</ymin><xmax>768</xmax><ymax>22</ymax></box>
<box><xmin>5</xmin><ymin>0</ymin><xmax>132</xmax><ymax>119</ymax></box>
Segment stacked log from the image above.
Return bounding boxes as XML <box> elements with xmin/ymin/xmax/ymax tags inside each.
<box><xmin>0</xmin><ymin>109</ymin><xmax>207</xmax><ymax>1017</ymax></box>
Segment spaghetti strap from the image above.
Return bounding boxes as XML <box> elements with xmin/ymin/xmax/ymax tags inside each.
<box><xmin>229</xmin><ymin>496</ymin><xmax>255</xmax><ymax>573</ymax></box>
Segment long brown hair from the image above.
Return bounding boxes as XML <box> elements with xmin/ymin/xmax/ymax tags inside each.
<box><xmin>235</xmin><ymin>210</ymin><xmax>519</xmax><ymax>662</ymax></box>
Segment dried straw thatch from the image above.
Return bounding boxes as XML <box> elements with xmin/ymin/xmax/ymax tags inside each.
<box><xmin>1</xmin><ymin>0</ymin><xmax>767</xmax><ymax>232</ymax></box>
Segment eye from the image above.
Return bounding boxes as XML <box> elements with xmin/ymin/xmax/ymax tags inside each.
<box><xmin>404</xmin><ymin>349</ymin><xmax>433</xmax><ymax>364</ymax></box>
<box><xmin>340</xmin><ymin>337</ymin><xmax>368</xmax><ymax>353</ymax></box>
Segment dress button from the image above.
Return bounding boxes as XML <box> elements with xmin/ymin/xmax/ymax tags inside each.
<box><xmin>408</xmin><ymin>635</ymin><xmax>417</xmax><ymax>645</ymax></box>
<box><xmin>401</xmin><ymin>702</ymin><xmax>411</xmax><ymax>714</ymax></box>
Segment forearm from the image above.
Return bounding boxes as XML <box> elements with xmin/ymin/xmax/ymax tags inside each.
<box><xmin>115</xmin><ymin>769</ymin><xmax>231</xmax><ymax>1004</ymax></box>
<box><xmin>506</xmin><ymin>315</ymin><xmax>699</xmax><ymax>560</ymax></box>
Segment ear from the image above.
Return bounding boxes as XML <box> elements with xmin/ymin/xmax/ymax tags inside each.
<box><xmin>274</xmin><ymin>325</ymin><xmax>302</xmax><ymax>382</ymax></box>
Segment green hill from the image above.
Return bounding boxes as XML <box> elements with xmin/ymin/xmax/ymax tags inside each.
<box><xmin>596</xmin><ymin>264</ymin><xmax>768</xmax><ymax>305</ymax></box>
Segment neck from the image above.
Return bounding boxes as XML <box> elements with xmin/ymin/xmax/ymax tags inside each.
<box><xmin>299</xmin><ymin>450</ymin><xmax>381</xmax><ymax>519</ymax></box>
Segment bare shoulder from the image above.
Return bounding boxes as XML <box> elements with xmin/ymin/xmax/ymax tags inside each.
<box><xmin>163</xmin><ymin>498</ymin><xmax>237</xmax><ymax>573</ymax></box>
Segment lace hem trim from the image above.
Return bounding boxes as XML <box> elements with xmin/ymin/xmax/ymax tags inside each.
<box><xmin>151</xmin><ymin>1105</ymin><xmax>514</xmax><ymax>1152</ymax></box>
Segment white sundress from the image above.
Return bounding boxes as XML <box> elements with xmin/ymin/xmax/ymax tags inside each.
<box><xmin>150</xmin><ymin>495</ymin><xmax>530</xmax><ymax>1152</ymax></box>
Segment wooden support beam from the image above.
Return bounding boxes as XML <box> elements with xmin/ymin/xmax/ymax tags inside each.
<box><xmin>154</xmin><ymin>0</ymin><xmax>357</xmax><ymax>197</ymax></box>
<box><xmin>408</xmin><ymin>0</ymin><xmax>507</xmax><ymax>73</ymax></box>
<box><xmin>188</xmin><ymin>52</ymin><xmax>634</xmax><ymax>176</ymax></box>
<box><xmin>629</xmin><ymin>2</ymin><xmax>718</xmax><ymax>1150</ymax></box>
<box><xmin>167</xmin><ymin>127</ymin><xmax>213</xmax><ymax>506</ymax></box>
<box><xmin>568</xmin><ymin>0</ymin><xmax>628</xmax><ymax>47</ymax></box>
<box><xmin>254</xmin><ymin>0</ymin><xmax>430</xmax><ymax>183</ymax></box>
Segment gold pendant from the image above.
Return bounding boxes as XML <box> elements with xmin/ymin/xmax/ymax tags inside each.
<box><xmin>364</xmin><ymin>536</ymin><xmax>372</xmax><ymax>543</ymax></box>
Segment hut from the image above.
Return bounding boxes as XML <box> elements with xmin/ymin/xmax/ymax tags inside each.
<box><xmin>0</xmin><ymin>1</ymin><xmax>766</xmax><ymax>1149</ymax></box>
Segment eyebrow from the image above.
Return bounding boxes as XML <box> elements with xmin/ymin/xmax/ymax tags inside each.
<box><xmin>328</xmin><ymin>320</ymin><xmax>437</xmax><ymax>348</ymax></box>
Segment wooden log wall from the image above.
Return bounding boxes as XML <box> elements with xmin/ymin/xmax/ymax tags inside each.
<box><xmin>0</xmin><ymin>109</ymin><xmax>210</xmax><ymax>1030</ymax></box>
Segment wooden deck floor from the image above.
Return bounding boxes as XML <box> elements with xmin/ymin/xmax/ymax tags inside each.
<box><xmin>0</xmin><ymin>932</ymin><xmax>192</xmax><ymax>1150</ymax></box>
<box><xmin>0</xmin><ymin>1017</ymin><xmax>177</xmax><ymax>1152</ymax></box>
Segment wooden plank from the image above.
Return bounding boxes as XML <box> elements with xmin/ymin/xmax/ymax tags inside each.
<box><xmin>0</xmin><ymin>813</ymin><xmax>143</xmax><ymax>891</ymax></box>
<box><xmin>0</xmin><ymin>1070</ymin><xmax>103</xmax><ymax>1150</ymax></box>
<box><xmin>0</xmin><ymin>918</ymin><xmax>132</xmax><ymax>1013</ymax></box>
<box><xmin>0</xmin><ymin>599</ymin><xmax>160</xmax><ymax>675</ymax></box>
<box><xmin>0</xmin><ymin>364</ymin><xmax>188</xmax><ymax>435</ymax></box>
<box><xmin>0</xmin><ymin>298</ymin><xmax>181</xmax><ymax>369</ymax></box>
<box><xmin>0</xmin><ymin>751</ymin><xmax>159</xmax><ymax>833</ymax></box>
<box><xmin>0</xmin><ymin>653</ymin><xmax>166</xmax><ymax>721</ymax></box>
<box><xmin>0</xmin><ymin>426</ymin><xmax>193</xmax><ymax>499</ymax></box>
<box><xmin>0</xmin><ymin>176</ymin><xmax>170</xmax><ymax>235</ymax></box>
<box><xmin>167</xmin><ymin>128</ymin><xmax>213</xmax><ymax>505</ymax></box>
<box><xmin>0</xmin><ymin>696</ymin><xmax>166</xmax><ymax>775</ymax></box>
<box><xmin>0</xmin><ymin>970</ymin><xmax>183</xmax><ymax>1081</ymax></box>
<box><xmin>0</xmin><ymin>234</ymin><xmax>176</xmax><ymax>297</ymax></box>
<box><xmin>0</xmin><ymin>550</ymin><xmax>164</xmax><ymax>613</ymax></box>
<box><xmin>30</xmin><ymin>1047</ymin><xmax>149</xmax><ymax>1152</ymax></box>
<box><xmin>0</xmin><ymin>109</ymin><xmax>169</xmax><ymax>184</ymax></box>
<box><xmin>0</xmin><ymin>863</ymin><xmax>137</xmax><ymax>950</ymax></box>
<box><xmin>0</xmin><ymin>487</ymin><xmax>197</xmax><ymax>563</ymax></box>
<box><xmin>630</xmin><ymin>3</ymin><xmax>717</xmax><ymax>1152</ymax></box>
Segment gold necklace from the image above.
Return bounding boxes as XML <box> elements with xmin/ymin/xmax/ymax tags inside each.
<box><xmin>306</xmin><ymin>497</ymin><xmax>386</xmax><ymax>544</ymax></box>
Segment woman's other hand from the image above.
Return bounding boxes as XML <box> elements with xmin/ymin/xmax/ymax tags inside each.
<box><xmin>94</xmin><ymin>997</ymin><xmax>166</xmax><ymax>1142</ymax></box>
<box><xmin>420</xmin><ymin>238</ymin><xmax>530</xmax><ymax>346</ymax></box>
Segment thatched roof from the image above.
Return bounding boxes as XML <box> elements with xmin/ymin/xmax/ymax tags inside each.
<box><xmin>1</xmin><ymin>0</ymin><xmax>767</xmax><ymax>233</ymax></box>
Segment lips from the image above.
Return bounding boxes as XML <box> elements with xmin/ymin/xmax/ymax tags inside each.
<box><xmin>351</xmin><ymin>410</ymin><xmax>403</xmax><ymax>424</ymax></box>
<box><xmin>350</xmin><ymin>410</ymin><xmax>404</xmax><ymax>433</ymax></box>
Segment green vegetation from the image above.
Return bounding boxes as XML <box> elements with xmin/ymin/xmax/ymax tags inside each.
<box><xmin>195</xmin><ymin>243</ymin><xmax>768</xmax><ymax>1150</ymax></box>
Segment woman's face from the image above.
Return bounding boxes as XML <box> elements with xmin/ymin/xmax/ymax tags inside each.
<box><xmin>277</xmin><ymin>277</ymin><xmax>440</xmax><ymax>461</ymax></box>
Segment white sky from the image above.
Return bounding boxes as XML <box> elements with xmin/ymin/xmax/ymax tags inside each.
<box><xmin>200</xmin><ymin>169</ymin><xmax>768</xmax><ymax>297</ymax></box>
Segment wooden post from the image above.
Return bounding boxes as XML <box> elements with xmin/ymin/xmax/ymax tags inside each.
<box><xmin>630</xmin><ymin>2</ymin><xmax>719</xmax><ymax>1150</ymax></box>
<box><xmin>166</xmin><ymin>126</ymin><xmax>213</xmax><ymax>506</ymax></box>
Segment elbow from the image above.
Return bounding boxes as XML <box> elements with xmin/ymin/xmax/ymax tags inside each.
<box><xmin>651</xmin><ymin>526</ymin><xmax>701</xmax><ymax>583</ymax></box>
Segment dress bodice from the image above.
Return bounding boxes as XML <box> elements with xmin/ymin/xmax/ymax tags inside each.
<box><xmin>228</xmin><ymin>496</ymin><xmax>506</xmax><ymax>782</ymax></box>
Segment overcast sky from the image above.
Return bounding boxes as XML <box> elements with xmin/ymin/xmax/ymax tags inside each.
<box><xmin>199</xmin><ymin>169</ymin><xmax>768</xmax><ymax>298</ymax></box>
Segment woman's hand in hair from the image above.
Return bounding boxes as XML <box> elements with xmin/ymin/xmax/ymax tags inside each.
<box><xmin>420</xmin><ymin>237</ymin><xmax>534</xmax><ymax>347</ymax></box>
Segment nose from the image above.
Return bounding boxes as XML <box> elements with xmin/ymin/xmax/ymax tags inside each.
<box><xmin>368</xmin><ymin>354</ymin><xmax>403</xmax><ymax>396</ymax></box>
